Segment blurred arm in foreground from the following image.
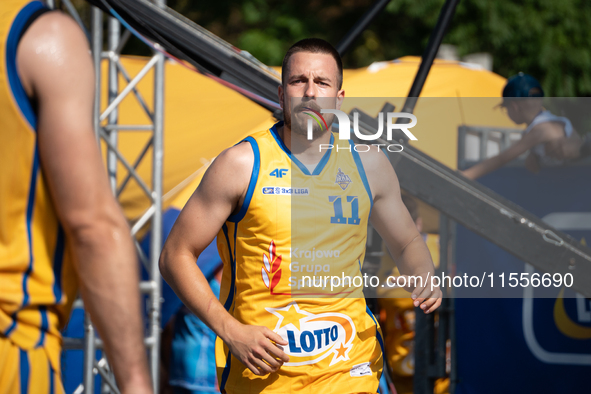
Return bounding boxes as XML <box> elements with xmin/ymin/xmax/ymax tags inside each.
<box><xmin>18</xmin><ymin>10</ymin><xmax>152</xmax><ymax>393</ymax></box>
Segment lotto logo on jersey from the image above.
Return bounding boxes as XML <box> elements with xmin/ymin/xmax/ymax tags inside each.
<box><xmin>266</xmin><ymin>302</ymin><xmax>356</xmax><ymax>367</ymax></box>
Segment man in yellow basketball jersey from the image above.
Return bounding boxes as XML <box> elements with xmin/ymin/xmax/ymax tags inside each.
<box><xmin>0</xmin><ymin>1</ymin><xmax>152</xmax><ymax>393</ymax></box>
<box><xmin>160</xmin><ymin>38</ymin><xmax>441</xmax><ymax>393</ymax></box>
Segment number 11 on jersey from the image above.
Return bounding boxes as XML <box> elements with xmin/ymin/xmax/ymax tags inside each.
<box><xmin>329</xmin><ymin>196</ymin><xmax>360</xmax><ymax>225</ymax></box>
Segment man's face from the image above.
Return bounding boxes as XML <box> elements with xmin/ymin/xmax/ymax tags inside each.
<box><xmin>505</xmin><ymin>101</ymin><xmax>523</xmax><ymax>124</ymax></box>
<box><xmin>503</xmin><ymin>98</ymin><xmax>543</xmax><ymax>125</ymax></box>
<box><xmin>279</xmin><ymin>52</ymin><xmax>345</xmax><ymax>139</ymax></box>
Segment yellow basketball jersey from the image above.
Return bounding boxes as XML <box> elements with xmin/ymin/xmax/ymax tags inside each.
<box><xmin>0</xmin><ymin>0</ymin><xmax>77</xmax><ymax>372</ymax></box>
<box><xmin>216</xmin><ymin>122</ymin><xmax>383</xmax><ymax>393</ymax></box>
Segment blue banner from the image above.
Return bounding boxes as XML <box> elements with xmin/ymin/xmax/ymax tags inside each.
<box><xmin>455</xmin><ymin>164</ymin><xmax>591</xmax><ymax>394</ymax></box>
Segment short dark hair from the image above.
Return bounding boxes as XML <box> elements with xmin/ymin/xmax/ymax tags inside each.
<box><xmin>281</xmin><ymin>38</ymin><xmax>343</xmax><ymax>90</ymax></box>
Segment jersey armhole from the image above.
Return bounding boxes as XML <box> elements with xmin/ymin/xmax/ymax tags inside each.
<box><xmin>19</xmin><ymin>6</ymin><xmax>52</xmax><ymax>42</ymax></box>
<box><xmin>349</xmin><ymin>140</ymin><xmax>374</xmax><ymax>216</ymax></box>
<box><xmin>6</xmin><ymin>1</ymin><xmax>50</xmax><ymax>131</ymax></box>
<box><xmin>227</xmin><ymin>136</ymin><xmax>260</xmax><ymax>223</ymax></box>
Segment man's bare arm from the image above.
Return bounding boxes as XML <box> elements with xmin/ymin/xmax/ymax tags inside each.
<box><xmin>461</xmin><ymin>137</ymin><xmax>533</xmax><ymax>180</ymax></box>
<box><xmin>546</xmin><ymin>132</ymin><xmax>584</xmax><ymax>160</ymax></box>
<box><xmin>18</xmin><ymin>13</ymin><xmax>151</xmax><ymax>393</ymax></box>
<box><xmin>159</xmin><ymin>143</ymin><xmax>289</xmax><ymax>376</ymax></box>
<box><xmin>461</xmin><ymin>123</ymin><xmax>561</xmax><ymax>180</ymax></box>
<box><xmin>360</xmin><ymin>150</ymin><xmax>442</xmax><ymax>313</ymax></box>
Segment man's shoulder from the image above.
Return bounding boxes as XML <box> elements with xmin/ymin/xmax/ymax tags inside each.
<box><xmin>18</xmin><ymin>10</ymin><xmax>91</xmax><ymax>97</ymax></box>
<box><xmin>528</xmin><ymin>120</ymin><xmax>567</xmax><ymax>141</ymax></box>
<box><xmin>350</xmin><ymin>143</ymin><xmax>396</xmax><ymax>201</ymax></box>
<box><xmin>353</xmin><ymin>143</ymin><xmax>390</xmax><ymax>172</ymax></box>
<box><xmin>210</xmin><ymin>124</ymin><xmax>279</xmax><ymax>180</ymax></box>
<box><xmin>215</xmin><ymin>139</ymin><xmax>255</xmax><ymax>170</ymax></box>
<box><xmin>20</xmin><ymin>10</ymin><xmax>85</xmax><ymax>50</ymax></box>
<box><xmin>196</xmin><ymin>141</ymin><xmax>255</xmax><ymax>202</ymax></box>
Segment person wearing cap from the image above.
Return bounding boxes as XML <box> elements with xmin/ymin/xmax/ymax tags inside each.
<box><xmin>462</xmin><ymin>73</ymin><xmax>578</xmax><ymax>180</ymax></box>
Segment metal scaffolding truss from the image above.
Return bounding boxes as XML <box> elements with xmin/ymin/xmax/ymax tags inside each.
<box><xmin>55</xmin><ymin>0</ymin><xmax>165</xmax><ymax>392</ymax></box>
<box><xmin>457</xmin><ymin>125</ymin><xmax>526</xmax><ymax>170</ymax></box>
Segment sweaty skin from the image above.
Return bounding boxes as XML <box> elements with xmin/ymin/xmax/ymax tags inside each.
<box><xmin>159</xmin><ymin>51</ymin><xmax>442</xmax><ymax>378</ymax></box>
<box><xmin>17</xmin><ymin>11</ymin><xmax>152</xmax><ymax>393</ymax></box>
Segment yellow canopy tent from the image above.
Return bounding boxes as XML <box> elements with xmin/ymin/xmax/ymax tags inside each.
<box><xmin>342</xmin><ymin>56</ymin><xmax>513</xmax><ymax>169</ymax></box>
<box><xmin>341</xmin><ymin>57</ymin><xmax>516</xmax><ymax>232</ymax></box>
<box><xmin>100</xmin><ymin>56</ymin><xmax>275</xmax><ymax>220</ymax></box>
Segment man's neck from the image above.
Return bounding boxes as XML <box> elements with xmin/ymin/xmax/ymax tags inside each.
<box><xmin>278</xmin><ymin>124</ymin><xmax>332</xmax><ymax>169</ymax></box>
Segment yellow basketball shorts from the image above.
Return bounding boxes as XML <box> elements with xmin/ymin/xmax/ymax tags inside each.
<box><xmin>0</xmin><ymin>335</ymin><xmax>64</xmax><ymax>394</ymax></box>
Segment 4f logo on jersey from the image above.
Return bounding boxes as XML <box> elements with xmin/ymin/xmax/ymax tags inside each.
<box><xmin>270</xmin><ymin>168</ymin><xmax>289</xmax><ymax>178</ymax></box>
<box><xmin>266</xmin><ymin>301</ymin><xmax>356</xmax><ymax>367</ymax></box>
<box><xmin>335</xmin><ymin>168</ymin><xmax>352</xmax><ymax>190</ymax></box>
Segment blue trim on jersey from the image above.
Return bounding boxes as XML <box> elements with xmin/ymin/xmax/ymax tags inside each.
<box><xmin>311</xmin><ymin>133</ymin><xmax>334</xmax><ymax>176</ymax></box>
<box><xmin>231</xmin><ymin>226</ymin><xmax>238</xmax><ymax>314</ymax></box>
<box><xmin>52</xmin><ymin>225</ymin><xmax>65</xmax><ymax>304</ymax></box>
<box><xmin>5</xmin><ymin>146</ymin><xmax>41</xmax><ymax>337</ymax></box>
<box><xmin>291</xmin><ymin>156</ymin><xmax>310</xmax><ymax>175</ymax></box>
<box><xmin>269</xmin><ymin>121</ymin><xmax>334</xmax><ymax>176</ymax></box>
<box><xmin>228</xmin><ymin>137</ymin><xmax>260</xmax><ymax>223</ymax></box>
<box><xmin>4</xmin><ymin>2</ymin><xmax>45</xmax><ymax>337</ymax></box>
<box><xmin>350</xmin><ymin>141</ymin><xmax>374</xmax><ymax>216</ymax></box>
<box><xmin>221</xmin><ymin>224</ymin><xmax>235</xmax><ymax>312</ymax></box>
<box><xmin>219</xmin><ymin>350</ymin><xmax>232</xmax><ymax>392</ymax></box>
<box><xmin>19</xmin><ymin>348</ymin><xmax>30</xmax><ymax>394</ymax></box>
<box><xmin>6</xmin><ymin>1</ymin><xmax>45</xmax><ymax>131</ymax></box>
<box><xmin>35</xmin><ymin>306</ymin><xmax>48</xmax><ymax>347</ymax></box>
<box><xmin>366</xmin><ymin>305</ymin><xmax>386</xmax><ymax>382</ymax></box>
<box><xmin>4</xmin><ymin>318</ymin><xmax>17</xmax><ymax>336</ymax></box>
<box><xmin>269</xmin><ymin>122</ymin><xmax>309</xmax><ymax>174</ymax></box>
<box><xmin>49</xmin><ymin>361</ymin><xmax>55</xmax><ymax>394</ymax></box>
<box><xmin>22</xmin><ymin>148</ymin><xmax>40</xmax><ymax>307</ymax></box>
<box><xmin>219</xmin><ymin>225</ymin><xmax>235</xmax><ymax>391</ymax></box>
<box><xmin>269</xmin><ymin>121</ymin><xmax>290</xmax><ymax>156</ymax></box>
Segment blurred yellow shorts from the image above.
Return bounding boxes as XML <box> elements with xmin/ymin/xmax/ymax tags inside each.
<box><xmin>0</xmin><ymin>335</ymin><xmax>64</xmax><ymax>394</ymax></box>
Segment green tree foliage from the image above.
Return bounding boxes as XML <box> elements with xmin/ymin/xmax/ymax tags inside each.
<box><xmin>167</xmin><ymin>0</ymin><xmax>591</xmax><ymax>97</ymax></box>
<box><xmin>446</xmin><ymin>0</ymin><xmax>591</xmax><ymax>97</ymax></box>
<box><xmin>70</xmin><ymin>0</ymin><xmax>591</xmax><ymax>96</ymax></box>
